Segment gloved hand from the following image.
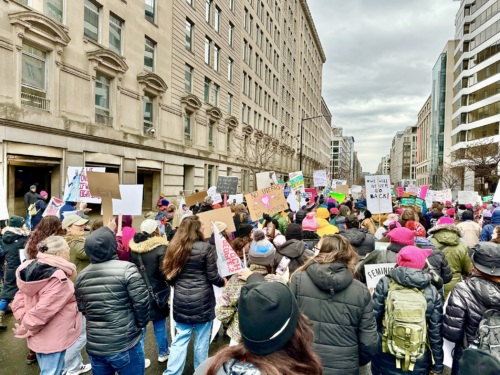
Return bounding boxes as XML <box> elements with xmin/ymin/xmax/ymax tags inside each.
<box><xmin>12</xmin><ymin>323</ymin><xmax>33</xmax><ymax>338</ymax></box>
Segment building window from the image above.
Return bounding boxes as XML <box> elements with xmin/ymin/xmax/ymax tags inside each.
<box><xmin>229</xmin><ymin>0</ymin><xmax>234</xmax><ymax>12</ymax></box>
<box><xmin>208</xmin><ymin>122</ymin><xmax>214</xmax><ymax>146</ymax></box>
<box><xmin>185</xmin><ymin>64</ymin><xmax>193</xmax><ymax>92</ymax></box>
<box><xmin>109</xmin><ymin>13</ymin><xmax>123</xmax><ymax>55</ymax></box>
<box><xmin>215</xmin><ymin>7</ymin><xmax>221</xmax><ymax>32</ymax></box>
<box><xmin>143</xmin><ymin>95</ymin><xmax>154</xmax><ymax>135</ymax></box>
<box><xmin>213</xmin><ymin>45</ymin><xmax>220</xmax><ymax>71</ymax></box>
<box><xmin>228</xmin><ymin>23</ymin><xmax>234</xmax><ymax>46</ymax></box>
<box><xmin>205</xmin><ymin>0</ymin><xmax>212</xmax><ymax>24</ymax></box>
<box><xmin>184</xmin><ymin>111</ymin><xmax>192</xmax><ymax>140</ymax></box>
<box><xmin>144</xmin><ymin>36</ymin><xmax>155</xmax><ymax>72</ymax></box>
<box><xmin>227</xmin><ymin>93</ymin><xmax>232</xmax><ymax>114</ymax></box>
<box><xmin>227</xmin><ymin>58</ymin><xmax>233</xmax><ymax>82</ymax></box>
<box><xmin>204</xmin><ymin>77</ymin><xmax>211</xmax><ymax>102</ymax></box>
<box><xmin>186</xmin><ymin>0</ymin><xmax>193</xmax><ymax>5</ymax></box>
<box><xmin>84</xmin><ymin>0</ymin><xmax>100</xmax><ymax>42</ymax></box>
<box><xmin>21</xmin><ymin>44</ymin><xmax>49</xmax><ymax>110</ymax></box>
<box><xmin>145</xmin><ymin>0</ymin><xmax>155</xmax><ymax>23</ymax></box>
<box><xmin>213</xmin><ymin>84</ymin><xmax>219</xmax><ymax>106</ymax></box>
<box><xmin>44</xmin><ymin>0</ymin><xmax>63</xmax><ymax>23</ymax></box>
<box><xmin>185</xmin><ymin>19</ymin><xmax>194</xmax><ymax>51</ymax></box>
<box><xmin>227</xmin><ymin>130</ymin><xmax>232</xmax><ymax>152</ymax></box>
<box><xmin>205</xmin><ymin>37</ymin><xmax>211</xmax><ymax>65</ymax></box>
<box><xmin>95</xmin><ymin>74</ymin><xmax>112</xmax><ymax>125</ymax></box>
<box><xmin>207</xmin><ymin>165</ymin><xmax>215</xmax><ymax>186</ymax></box>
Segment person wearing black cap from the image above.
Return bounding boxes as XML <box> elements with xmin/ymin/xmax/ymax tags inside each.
<box><xmin>232</xmin><ymin>224</ymin><xmax>253</xmax><ymax>263</ymax></box>
<box><xmin>195</xmin><ymin>275</ymin><xmax>322</xmax><ymax>375</ymax></box>
<box><xmin>443</xmin><ymin>242</ymin><xmax>500</xmax><ymax>375</ymax></box>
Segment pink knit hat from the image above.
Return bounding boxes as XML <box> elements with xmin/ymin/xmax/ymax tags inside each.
<box><xmin>302</xmin><ymin>213</ymin><xmax>319</xmax><ymax>231</ymax></box>
<box><xmin>395</xmin><ymin>208</ymin><xmax>403</xmax><ymax>215</ymax></box>
<box><xmin>387</xmin><ymin>227</ymin><xmax>415</xmax><ymax>246</ymax></box>
<box><xmin>40</xmin><ymin>190</ymin><xmax>48</xmax><ymax>197</ymax></box>
<box><xmin>397</xmin><ymin>246</ymin><xmax>433</xmax><ymax>270</ymax></box>
<box><xmin>466</xmin><ymin>203</ymin><xmax>473</xmax><ymax>209</ymax></box>
<box><xmin>273</xmin><ymin>234</ymin><xmax>287</xmax><ymax>248</ymax></box>
<box><xmin>445</xmin><ymin>200</ymin><xmax>452</xmax><ymax>206</ymax></box>
<box><xmin>330</xmin><ymin>207</ymin><xmax>339</xmax><ymax>215</ymax></box>
<box><xmin>437</xmin><ymin>217</ymin><xmax>455</xmax><ymax>225</ymax></box>
<box><xmin>446</xmin><ymin>208</ymin><xmax>455</xmax><ymax>217</ymax></box>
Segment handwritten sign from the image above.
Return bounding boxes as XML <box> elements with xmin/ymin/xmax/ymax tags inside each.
<box><xmin>213</xmin><ymin>222</ymin><xmax>244</xmax><ymax>277</ymax></box>
<box><xmin>365</xmin><ymin>175</ymin><xmax>392</xmax><ymax>214</ymax></box>
<box><xmin>245</xmin><ymin>184</ymin><xmax>288</xmax><ymax>221</ymax></box>
<box><xmin>197</xmin><ymin>207</ymin><xmax>236</xmax><ymax>238</ymax></box>
<box><xmin>289</xmin><ymin>171</ymin><xmax>305</xmax><ymax>194</ymax></box>
<box><xmin>216</xmin><ymin>176</ymin><xmax>238</xmax><ymax>195</ymax></box>
<box><xmin>305</xmin><ymin>188</ymin><xmax>317</xmax><ymax>202</ymax></box>
<box><xmin>313</xmin><ymin>170</ymin><xmax>328</xmax><ymax>187</ymax></box>
<box><xmin>207</xmin><ymin>186</ymin><xmax>223</xmax><ymax>205</ymax></box>
<box><xmin>256</xmin><ymin>171</ymin><xmax>278</xmax><ymax>190</ymax></box>
<box><xmin>64</xmin><ymin>167</ymin><xmax>105</xmax><ymax>203</ymax></box>
<box><xmin>365</xmin><ymin>263</ymin><xmax>396</xmax><ymax>293</ymax></box>
<box><xmin>458</xmin><ymin>191</ymin><xmax>480</xmax><ymax>205</ymax></box>
<box><xmin>42</xmin><ymin>197</ymin><xmax>64</xmax><ymax>217</ymax></box>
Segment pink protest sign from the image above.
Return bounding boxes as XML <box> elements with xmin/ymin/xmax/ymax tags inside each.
<box><xmin>305</xmin><ymin>188</ymin><xmax>317</xmax><ymax>202</ymax></box>
<box><xmin>419</xmin><ymin>185</ymin><xmax>429</xmax><ymax>199</ymax></box>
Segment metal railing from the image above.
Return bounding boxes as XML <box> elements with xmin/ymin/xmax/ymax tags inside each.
<box><xmin>21</xmin><ymin>92</ymin><xmax>50</xmax><ymax>111</ymax></box>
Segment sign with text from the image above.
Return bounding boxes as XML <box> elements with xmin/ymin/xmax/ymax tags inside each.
<box><xmin>207</xmin><ymin>186</ymin><xmax>223</xmax><ymax>205</ymax></box>
<box><xmin>245</xmin><ymin>184</ymin><xmax>288</xmax><ymax>221</ymax></box>
<box><xmin>351</xmin><ymin>185</ymin><xmax>362</xmax><ymax>193</ymax></box>
<box><xmin>400</xmin><ymin>197</ymin><xmax>416</xmax><ymax>206</ymax></box>
<box><xmin>228</xmin><ymin>194</ymin><xmax>244</xmax><ymax>204</ymax></box>
<box><xmin>289</xmin><ymin>171</ymin><xmax>305</xmax><ymax>194</ymax></box>
<box><xmin>458</xmin><ymin>191</ymin><xmax>480</xmax><ymax>205</ymax></box>
<box><xmin>112</xmin><ymin>185</ymin><xmax>144</xmax><ymax>215</ymax></box>
<box><xmin>42</xmin><ymin>197</ymin><xmax>64</xmax><ymax>218</ymax></box>
<box><xmin>197</xmin><ymin>207</ymin><xmax>236</xmax><ymax>238</ymax></box>
<box><xmin>64</xmin><ymin>167</ymin><xmax>105</xmax><ymax>203</ymax></box>
<box><xmin>256</xmin><ymin>171</ymin><xmax>278</xmax><ymax>190</ymax></box>
<box><xmin>365</xmin><ymin>263</ymin><xmax>396</xmax><ymax>294</ymax></box>
<box><xmin>313</xmin><ymin>170</ymin><xmax>328</xmax><ymax>187</ymax></box>
<box><xmin>213</xmin><ymin>222</ymin><xmax>244</xmax><ymax>277</ymax></box>
<box><xmin>305</xmin><ymin>188</ymin><xmax>317</xmax><ymax>202</ymax></box>
<box><xmin>365</xmin><ymin>175</ymin><xmax>392</xmax><ymax>214</ymax></box>
<box><xmin>216</xmin><ymin>176</ymin><xmax>239</xmax><ymax>195</ymax></box>
<box><xmin>334</xmin><ymin>184</ymin><xmax>349</xmax><ymax>195</ymax></box>
<box><xmin>185</xmin><ymin>191</ymin><xmax>208</xmax><ymax>207</ymax></box>
<box><xmin>418</xmin><ymin>185</ymin><xmax>429</xmax><ymax>199</ymax></box>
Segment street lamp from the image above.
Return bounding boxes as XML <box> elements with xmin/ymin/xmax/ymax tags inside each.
<box><xmin>299</xmin><ymin>114</ymin><xmax>331</xmax><ymax>171</ymax></box>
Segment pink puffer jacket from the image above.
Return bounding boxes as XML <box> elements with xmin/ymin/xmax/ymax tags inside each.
<box><xmin>12</xmin><ymin>253</ymin><xmax>82</xmax><ymax>354</ymax></box>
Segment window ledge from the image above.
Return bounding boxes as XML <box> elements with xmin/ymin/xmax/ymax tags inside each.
<box><xmin>145</xmin><ymin>19</ymin><xmax>159</xmax><ymax>28</ymax></box>
<box><xmin>83</xmin><ymin>37</ymin><xmax>107</xmax><ymax>50</ymax></box>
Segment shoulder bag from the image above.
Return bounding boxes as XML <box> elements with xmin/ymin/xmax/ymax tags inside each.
<box><xmin>137</xmin><ymin>254</ymin><xmax>170</xmax><ymax>309</ymax></box>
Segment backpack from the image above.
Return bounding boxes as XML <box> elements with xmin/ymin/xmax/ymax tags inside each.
<box><xmin>28</xmin><ymin>203</ymin><xmax>38</xmax><ymax>217</ymax></box>
<box><xmin>382</xmin><ymin>279</ymin><xmax>428</xmax><ymax>372</ymax></box>
<box><xmin>474</xmin><ymin>309</ymin><xmax>500</xmax><ymax>360</ymax></box>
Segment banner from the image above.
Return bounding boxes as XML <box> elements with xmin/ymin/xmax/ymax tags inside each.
<box><xmin>365</xmin><ymin>263</ymin><xmax>396</xmax><ymax>294</ymax></box>
<box><xmin>213</xmin><ymin>222</ymin><xmax>244</xmax><ymax>277</ymax></box>
<box><xmin>457</xmin><ymin>191</ymin><xmax>480</xmax><ymax>205</ymax></box>
<box><xmin>112</xmin><ymin>185</ymin><xmax>144</xmax><ymax>215</ymax></box>
<box><xmin>313</xmin><ymin>170</ymin><xmax>328</xmax><ymax>187</ymax></box>
<box><xmin>289</xmin><ymin>171</ymin><xmax>305</xmax><ymax>194</ymax></box>
<box><xmin>256</xmin><ymin>171</ymin><xmax>278</xmax><ymax>190</ymax></box>
<box><xmin>365</xmin><ymin>175</ymin><xmax>392</xmax><ymax>214</ymax></box>
<box><xmin>42</xmin><ymin>197</ymin><xmax>64</xmax><ymax>217</ymax></box>
<box><xmin>245</xmin><ymin>184</ymin><xmax>288</xmax><ymax>221</ymax></box>
<box><xmin>216</xmin><ymin>176</ymin><xmax>238</xmax><ymax>195</ymax></box>
<box><xmin>64</xmin><ymin>167</ymin><xmax>105</xmax><ymax>203</ymax></box>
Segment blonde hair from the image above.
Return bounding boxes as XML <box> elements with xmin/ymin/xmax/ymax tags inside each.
<box><xmin>38</xmin><ymin>235</ymin><xmax>69</xmax><ymax>256</ymax></box>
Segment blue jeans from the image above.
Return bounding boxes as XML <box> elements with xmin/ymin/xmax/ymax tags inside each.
<box><xmin>37</xmin><ymin>350</ymin><xmax>66</xmax><ymax>375</ymax></box>
<box><xmin>89</xmin><ymin>340</ymin><xmax>145</xmax><ymax>375</ymax></box>
<box><xmin>64</xmin><ymin>316</ymin><xmax>86</xmax><ymax>373</ymax></box>
<box><xmin>141</xmin><ymin>319</ymin><xmax>170</xmax><ymax>356</ymax></box>
<box><xmin>0</xmin><ymin>298</ymin><xmax>10</xmax><ymax>311</ymax></box>
<box><xmin>163</xmin><ymin>321</ymin><xmax>212</xmax><ymax>375</ymax></box>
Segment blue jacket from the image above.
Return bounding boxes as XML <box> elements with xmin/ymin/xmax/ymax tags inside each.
<box><xmin>479</xmin><ymin>209</ymin><xmax>500</xmax><ymax>241</ymax></box>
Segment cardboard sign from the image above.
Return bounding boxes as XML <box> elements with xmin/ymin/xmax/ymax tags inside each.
<box><xmin>329</xmin><ymin>192</ymin><xmax>346</xmax><ymax>203</ymax></box>
<box><xmin>87</xmin><ymin>172</ymin><xmax>121</xmax><ymax>224</ymax></box>
<box><xmin>313</xmin><ymin>170</ymin><xmax>328</xmax><ymax>187</ymax></box>
<box><xmin>42</xmin><ymin>197</ymin><xmax>64</xmax><ymax>217</ymax></box>
<box><xmin>305</xmin><ymin>188</ymin><xmax>317</xmax><ymax>202</ymax></box>
<box><xmin>365</xmin><ymin>263</ymin><xmax>396</xmax><ymax>293</ymax></box>
<box><xmin>185</xmin><ymin>191</ymin><xmax>208</xmax><ymax>207</ymax></box>
<box><xmin>207</xmin><ymin>186</ymin><xmax>223</xmax><ymax>205</ymax></box>
<box><xmin>245</xmin><ymin>184</ymin><xmax>288</xmax><ymax>221</ymax></box>
<box><xmin>334</xmin><ymin>185</ymin><xmax>349</xmax><ymax>195</ymax></box>
<box><xmin>64</xmin><ymin>167</ymin><xmax>106</xmax><ymax>203</ymax></box>
<box><xmin>458</xmin><ymin>191</ymin><xmax>480</xmax><ymax>205</ymax></box>
<box><xmin>197</xmin><ymin>207</ymin><xmax>236</xmax><ymax>238</ymax></box>
<box><xmin>365</xmin><ymin>175</ymin><xmax>392</xmax><ymax>214</ymax></box>
<box><xmin>216</xmin><ymin>176</ymin><xmax>238</xmax><ymax>195</ymax></box>
<box><xmin>289</xmin><ymin>171</ymin><xmax>305</xmax><ymax>194</ymax></box>
<box><xmin>112</xmin><ymin>185</ymin><xmax>144</xmax><ymax>215</ymax></box>
<box><xmin>228</xmin><ymin>194</ymin><xmax>244</xmax><ymax>204</ymax></box>
<box><xmin>256</xmin><ymin>171</ymin><xmax>278</xmax><ymax>190</ymax></box>
<box><xmin>213</xmin><ymin>222</ymin><xmax>244</xmax><ymax>277</ymax></box>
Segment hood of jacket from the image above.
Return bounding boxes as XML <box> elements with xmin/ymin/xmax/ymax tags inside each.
<box><xmin>336</xmin><ymin>216</ymin><xmax>346</xmax><ymax>224</ymax></box>
<box><xmin>216</xmin><ymin>359</ymin><xmax>262</xmax><ymax>374</ymax></box>
<box><xmin>306</xmin><ymin>261</ymin><xmax>353</xmax><ymax>293</ymax></box>
<box><xmin>84</xmin><ymin>227</ymin><xmax>118</xmax><ymax>263</ymax></box>
<box><xmin>277</xmin><ymin>239</ymin><xmax>306</xmax><ymax>259</ymax></box>
<box><xmin>468</xmin><ymin>276</ymin><xmax>500</xmax><ymax>309</ymax></box>
<box><xmin>491</xmin><ymin>209</ymin><xmax>500</xmax><ymax>225</ymax></box>
<box><xmin>130</xmin><ymin>235</ymin><xmax>168</xmax><ymax>254</ymax></box>
<box><xmin>1</xmin><ymin>227</ymin><xmax>30</xmax><ymax>243</ymax></box>
<box><xmin>343</xmin><ymin>228</ymin><xmax>366</xmax><ymax>246</ymax></box>
<box><xmin>388</xmin><ymin>266</ymin><xmax>431</xmax><ymax>289</ymax></box>
<box><xmin>428</xmin><ymin>224</ymin><xmax>461</xmax><ymax>246</ymax></box>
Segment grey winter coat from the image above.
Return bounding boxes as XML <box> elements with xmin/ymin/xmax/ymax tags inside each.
<box><xmin>371</xmin><ymin>267</ymin><xmax>444</xmax><ymax>375</ymax></box>
<box><xmin>75</xmin><ymin>227</ymin><xmax>150</xmax><ymax>357</ymax></box>
<box><xmin>169</xmin><ymin>241</ymin><xmax>225</xmax><ymax>324</ymax></box>
<box><xmin>273</xmin><ymin>239</ymin><xmax>314</xmax><ymax>274</ymax></box>
<box><xmin>290</xmin><ymin>261</ymin><xmax>378</xmax><ymax>374</ymax></box>
<box><xmin>341</xmin><ymin>228</ymin><xmax>375</xmax><ymax>257</ymax></box>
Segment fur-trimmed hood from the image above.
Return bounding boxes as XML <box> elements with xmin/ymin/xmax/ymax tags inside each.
<box><xmin>129</xmin><ymin>236</ymin><xmax>168</xmax><ymax>254</ymax></box>
<box><xmin>428</xmin><ymin>224</ymin><xmax>462</xmax><ymax>237</ymax></box>
<box><xmin>428</xmin><ymin>224</ymin><xmax>462</xmax><ymax>246</ymax></box>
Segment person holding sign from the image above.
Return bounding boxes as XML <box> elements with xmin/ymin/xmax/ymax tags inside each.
<box><xmin>162</xmin><ymin>216</ymin><xmax>226</xmax><ymax>375</ymax></box>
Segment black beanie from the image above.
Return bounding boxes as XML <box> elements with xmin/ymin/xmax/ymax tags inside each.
<box><xmin>285</xmin><ymin>224</ymin><xmax>303</xmax><ymax>241</ymax></box>
<box><xmin>238</xmin><ymin>224</ymin><xmax>253</xmax><ymax>238</ymax></box>
<box><xmin>295</xmin><ymin>210</ymin><xmax>306</xmax><ymax>224</ymax></box>
<box><xmin>238</xmin><ymin>280</ymin><xmax>299</xmax><ymax>356</ymax></box>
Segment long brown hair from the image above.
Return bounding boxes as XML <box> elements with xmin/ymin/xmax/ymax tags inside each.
<box><xmin>25</xmin><ymin>216</ymin><xmax>64</xmax><ymax>259</ymax></box>
<box><xmin>162</xmin><ymin>216</ymin><xmax>204</xmax><ymax>280</ymax></box>
<box><xmin>232</xmin><ymin>235</ymin><xmax>252</xmax><ymax>261</ymax></box>
<box><xmin>206</xmin><ymin>314</ymin><xmax>322</xmax><ymax>375</ymax></box>
<box><xmin>491</xmin><ymin>226</ymin><xmax>500</xmax><ymax>244</ymax></box>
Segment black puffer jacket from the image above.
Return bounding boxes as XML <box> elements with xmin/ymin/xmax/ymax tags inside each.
<box><xmin>75</xmin><ymin>227</ymin><xmax>150</xmax><ymax>357</ymax></box>
<box><xmin>443</xmin><ymin>274</ymin><xmax>500</xmax><ymax>374</ymax></box>
<box><xmin>129</xmin><ymin>234</ymin><xmax>170</xmax><ymax>322</ymax></box>
<box><xmin>371</xmin><ymin>267</ymin><xmax>443</xmax><ymax>375</ymax></box>
<box><xmin>341</xmin><ymin>228</ymin><xmax>375</xmax><ymax>258</ymax></box>
<box><xmin>0</xmin><ymin>227</ymin><xmax>29</xmax><ymax>300</ymax></box>
<box><xmin>170</xmin><ymin>241</ymin><xmax>224</xmax><ymax>324</ymax></box>
<box><xmin>290</xmin><ymin>261</ymin><xmax>378</xmax><ymax>375</ymax></box>
<box><xmin>273</xmin><ymin>239</ymin><xmax>314</xmax><ymax>274</ymax></box>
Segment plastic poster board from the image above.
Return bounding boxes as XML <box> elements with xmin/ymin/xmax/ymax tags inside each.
<box><xmin>256</xmin><ymin>171</ymin><xmax>278</xmax><ymax>190</ymax></box>
<box><xmin>245</xmin><ymin>184</ymin><xmax>288</xmax><ymax>221</ymax></box>
<box><xmin>63</xmin><ymin>167</ymin><xmax>105</xmax><ymax>203</ymax></box>
<box><xmin>197</xmin><ymin>207</ymin><xmax>236</xmax><ymax>238</ymax></box>
<box><xmin>112</xmin><ymin>185</ymin><xmax>144</xmax><ymax>215</ymax></box>
<box><xmin>365</xmin><ymin>175</ymin><xmax>392</xmax><ymax>214</ymax></box>
<box><xmin>313</xmin><ymin>170</ymin><xmax>328</xmax><ymax>187</ymax></box>
<box><xmin>185</xmin><ymin>191</ymin><xmax>208</xmax><ymax>207</ymax></box>
<box><xmin>365</xmin><ymin>263</ymin><xmax>396</xmax><ymax>294</ymax></box>
<box><xmin>216</xmin><ymin>176</ymin><xmax>238</xmax><ymax>195</ymax></box>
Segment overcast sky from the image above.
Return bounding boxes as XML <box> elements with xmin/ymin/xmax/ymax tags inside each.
<box><xmin>308</xmin><ymin>0</ymin><xmax>460</xmax><ymax>173</ymax></box>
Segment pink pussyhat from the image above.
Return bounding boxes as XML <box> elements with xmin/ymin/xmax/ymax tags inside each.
<box><xmin>397</xmin><ymin>246</ymin><xmax>433</xmax><ymax>270</ymax></box>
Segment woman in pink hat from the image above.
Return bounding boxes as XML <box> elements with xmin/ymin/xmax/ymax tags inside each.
<box><xmin>30</xmin><ymin>190</ymin><xmax>49</xmax><ymax>230</ymax></box>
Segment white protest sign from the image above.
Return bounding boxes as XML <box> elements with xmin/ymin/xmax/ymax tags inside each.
<box><xmin>406</xmin><ymin>184</ymin><xmax>417</xmax><ymax>195</ymax></box>
<box><xmin>365</xmin><ymin>263</ymin><xmax>396</xmax><ymax>293</ymax></box>
<box><xmin>457</xmin><ymin>191</ymin><xmax>480</xmax><ymax>205</ymax></box>
<box><xmin>365</xmin><ymin>175</ymin><xmax>392</xmax><ymax>214</ymax></box>
<box><xmin>64</xmin><ymin>167</ymin><xmax>105</xmax><ymax>203</ymax></box>
<box><xmin>256</xmin><ymin>171</ymin><xmax>278</xmax><ymax>190</ymax></box>
<box><xmin>313</xmin><ymin>170</ymin><xmax>328</xmax><ymax>187</ymax></box>
<box><xmin>207</xmin><ymin>186</ymin><xmax>223</xmax><ymax>205</ymax></box>
<box><xmin>211</xmin><ymin>286</ymin><xmax>223</xmax><ymax>343</ymax></box>
<box><xmin>0</xmin><ymin>183</ymin><xmax>8</xmax><ymax>221</ymax></box>
<box><xmin>351</xmin><ymin>185</ymin><xmax>362</xmax><ymax>193</ymax></box>
<box><xmin>42</xmin><ymin>197</ymin><xmax>64</xmax><ymax>217</ymax></box>
<box><xmin>213</xmin><ymin>222</ymin><xmax>244</xmax><ymax>277</ymax></box>
<box><xmin>494</xmin><ymin>187</ymin><xmax>500</xmax><ymax>203</ymax></box>
<box><xmin>434</xmin><ymin>189</ymin><xmax>452</xmax><ymax>204</ymax></box>
<box><xmin>112</xmin><ymin>185</ymin><xmax>144</xmax><ymax>215</ymax></box>
<box><xmin>289</xmin><ymin>171</ymin><xmax>305</xmax><ymax>194</ymax></box>
<box><xmin>287</xmin><ymin>192</ymin><xmax>300</xmax><ymax>212</ymax></box>
<box><xmin>228</xmin><ymin>194</ymin><xmax>244</xmax><ymax>204</ymax></box>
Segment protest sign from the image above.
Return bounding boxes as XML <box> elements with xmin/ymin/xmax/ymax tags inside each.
<box><xmin>401</xmin><ymin>197</ymin><xmax>416</xmax><ymax>206</ymax></box>
<box><xmin>313</xmin><ymin>170</ymin><xmax>328</xmax><ymax>187</ymax></box>
<box><xmin>458</xmin><ymin>191</ymin><xmax>480</xmax><ymax>205</ymax></box>
<box><xmin>374</xmin><ymin>242</ymin><xmax>389</xmax><ymax>251</ymax></box>
<box><xmin>64</xmin><ymin>167</ymin><xmax>105</xmax><ymax>203</ymax></box>
<box><xmin>365</xmin><ymin>175</ymin><xmax>392</xmax><ymax>214</ymax></box>
<box><xmin>351</xmin><ymin>185</ymin><xmax>362</xmax><ymax>193</ymax></box>
<box><xmin>365</xmin><ymin>263</ymin><xmax>396</xmax><ymax>294</ymax></box>
<box><xmin>185</xmin><ymin>191</ymin><xmax>208</xmax><ymax>207</ymax></box>
<box><xmin>213</xmin><ymin>222</ymin><xmax>244</xmax><ymax>277</ymax></box>
<box><xmin>405</xmin><ymin>185</ymin><xmax>417</xmax><ymax>195</ymax></box>
<box><xmin>112</xmin><ymin>185</ymin><xmax>144</xmax><ymax>215</ymax></box>
<box><xmin>434</xmin><ymin>189</ymin><xmax>452</xmax><ymax>204</ymax></box>
<box><xmin>207</xmin><ymin>186</ymin><xmax>223</xmax><ymax>205</ymax></box>
<box><xmin>483</xmin><ymin>195</ymin><xmax>493</xmax><ymax>202</ymax></box>
<box><xmin>245</xmin><ymin>184</ymin><xmax>288</xmax><ymax>221</ymax></box>
<box><xmin>334</xmin><ymin>185</ymin><xmax>349</xmax><ymax>195</ymax></box>
<box><xmin>329</xmin><ymin>192</ymin><xmax>346</xmax><ymax>203</ymax></box>
<box><xmin>228</xmin><ymin>194</ymin><xmax>244</xmax><ymax>204</ymax></box>
<box><xmin>216</xmin><ymin>176</ymin><xmax>238</xmax><ymax>195</ymax></box>
<box><xmin>494</xmin><ymin>188</ymin><xmax>500</xmax><ymax>203</ymax></box>
<box><xmin>0</xmin><ymin>183</ymin><xmax>8</xmax><ymax>220</ymax></box>
<box><xmin>197</xmin><ymin>207</ymin><xmax>236</xmax><ymax>238</ymax></box>
<box><xmin>87</xmin><ymin>172</ymin><xmax>121</xmax><ymax>224</ymax></box>
<box><xmin>289</xmin><ymin>171</ymin><xmax>305</xmax><ymax>194</ymax></box>
<box><xmin>256</xmin><ymin>171</ymin><xmax>278</xmax><ymax>190</ymax></box>
<box><xmin>414</xmin><ymin>197</ymin><xmax>424</xmax><ymax>208</ymax></box>
<box><xmin>42</xmin><ymin>197</ymin><xmax>64</xmax><ymax>217</ymax></box>
<box><xmin>396</xmin><ymin>187</ymin><xmax>404</xmax><ymax>197</ymax></box>
<box><xmin>304</xmin><ymin>188</ymin><xmax>317</xmax><ymax>202</ymax></box>
<box><xmin>287</xmin><ymin>193</ymin><xmax>300</xmax><ymax>212</ymax></box>
<box><xmin>418</xmin><ymin>185</ymin><xmax>429</xmax><ymax>199</ymax></box>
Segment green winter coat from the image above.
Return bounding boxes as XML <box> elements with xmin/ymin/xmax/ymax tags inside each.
<box><xmin>272</xmin><ymin>213</ymin><xmax>289</xmax><ymax>235</ymax></box>
<box><xmin>428</xmin><ymin>224</ymin><xmax>471</xmax><ymax>298</ymax></box>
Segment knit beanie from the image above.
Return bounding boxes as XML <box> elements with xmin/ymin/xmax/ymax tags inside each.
<box><xmin>273</xmin><ymin>234</ymin><xmax>286</xmax><ymax>248</ymax></box>
<box><xmin>285</xmin><ymin>224</ymin><xmax>303</xmax><ymax>241</ymax></box>
<box><xmin>239</xmin><ymin>280</ymin><xmax>299</xmax><ymax>356</ymax></box>
<box><xmin>397</xmin><ymin>246</ymin><xmax>433</xmax><ymax>270</ymax></box>
<box><xmin>38</xmin><ymin>235</ymin><xmax>68</xmax><ymax>255</ymax></box>
<box><xmin>302</xmin><ymin>213</ymin><xmax>319</xmax><ymax>231</ymax></box>
<box><xmin>295</xmin><ymin>210</ymin><xmax>306</xmax><ymax>223</ymax></box>
<box><xmin>316</xmin><ymin>207</ymin><xmax>330</xmax><ymax>220</ymax></box>
<box><xmin>249</xmin><ymin>230</ymin><xmax>276</xmax><ymax>265</ymax></box>
<box><xmin>446</xmin><ymin>208</ymin><xmax>455</xmax><ymax>217</ymax></box>
<box><xmin>330</xmin><ymin>207</ymin><xmax>339</xmax><ymax>215</ymax></box>
<box><xmin>387</xmin><ymin>227</ymin><xmax>415</xmax><ymax>246</ymax></box>
<box><xmin>238</xmin><ymin>224</ymin><xmax>253</xmax><ymax>238</ymax></box>
<box><xmin>466</xmin><ymin>203</ymin><xmax>473</xmax><ymax>209</ymax></box>
<box><xmin>437</xmin><ymin>217</ymin><xmax>455</xmax><ymax>225</ymax></box>
<box><xmin>9</xmin><ymin>215</ymin><xmax>25</xmax><ymax>228</ymax></box>
<box><xmin>40</xmin><ymin>190</ymin><xmax>48</xmax><ymax>197</ymax></box>
<box><xmin>445</xmin><ymin>200</ymin><xmax>452</xmax><ymax>206</ymax></box>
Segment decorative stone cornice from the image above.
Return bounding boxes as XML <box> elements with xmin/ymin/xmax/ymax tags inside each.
<box><xmin>137</xmin><ymin>72</ymin><xmax>167</xmax><ymax>94</ymax></box>
<box><xmin>299</xmin><ymin>1</ymin><xmax>327</xmax><ymax>63</ymax></box>
<box><xmin>224</xmin><ymin>116</ymin><xmax>238</xmax><ymax>129</ymax></box>
<box><xmin>87</xmin><ymin>48</ymin><xmax>128</xmax><ymax>74</ymax></box>
<box><xmin>255</xmin><ymin>130</ymin><xmax>264</xmax><ymax>140</ymax></box>
<box><xmin>206</xmin><ymin>106</ymin><xmax>223</xmax><ymax>121</ymax></box>
<box><xmin>9</xmin><ymin>11</ymin><xmax>70</xmax><ymax>46</ymax></box>
<box><xmin>180</xmin><ymin>93</ymin><xmax>202</xmax><ymax>111</ymax></box>
<box><xmin>242</xmin><ymin>124</ymin><xmax>254</xmax><ymax>135</ymax></box>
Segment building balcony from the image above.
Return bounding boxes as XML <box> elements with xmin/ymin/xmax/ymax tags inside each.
<box><xmin>21</xmin><ymin>92</ymin><xmax>50</xmax><ymax>111</ymax></box>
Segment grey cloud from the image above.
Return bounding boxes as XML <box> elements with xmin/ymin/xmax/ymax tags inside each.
<box><xmin>309</xmin><ymin>0</ymin><xmax>459</xmax><ymax>172</ymax></box>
